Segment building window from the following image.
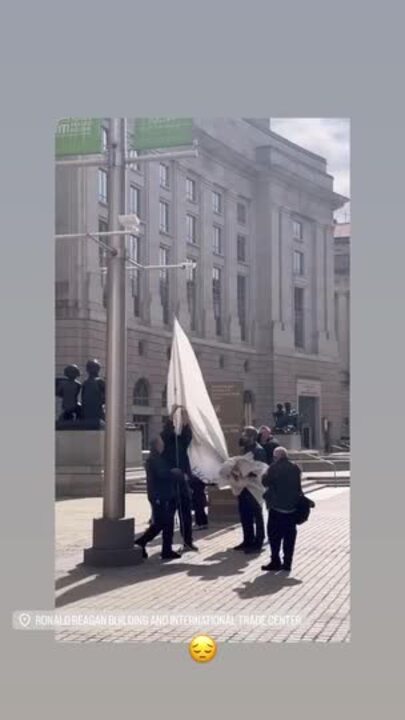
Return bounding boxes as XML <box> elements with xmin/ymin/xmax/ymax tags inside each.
<box><xmin>98</xmin><ymin>219</ymin><xmax>109</xmax><ymax>307</ymax></box>
<box><xmin>243</xmin><ymin>390</ymin><xmax>254</xmax><ymax>426</ymax></box>
<box><xmin>186</xmin><ymin>259</ymin><xmax>197</xmax><ymax>331</ymax></box>
<box><xmin>237</xmin><ymin>202</ymin><xmax>247</xmax><ymax>225</ymax></box>
<box><xmin>160</xmin><ymin>163</ymin><xmax>170</xmax><ymax>189</ymax></box>
<box><xmin>244</xmin><ymin>359</ymin><xmax>250</xmax><ymax>373</ymax></box>
<box><xmin>98</xmin><ymin>219</ymin><xmax>109</xmax><ymax>270</ymax></box>
<box><xmin>98</xmin><ymin>168</ymin><xmax>108</xmax><ymax>204</ymax></box>
<box><xmin>294</xmin><ymin>286</ymin><xmax>305</xmax><ymax>349</ymax></box>
<box><xmin>212</xmin><ymin>267</ymin><xmax>222</xmax><ymax>336</ymax></box>
<box><xmin>335</xmin><ymin>254</ymin><xmax>350</xmax><ymax>274</ymax></box>
<box><xmin>212</xmin><ymin>190</ymin><xmax>222</xmax><ymax>214</ymax></box>
<box><xmin>162</xmin><ymin>385</ymin><xmax>167</xmax><ymax>409</ymax></box>
<box><xmin>334</xmin><ymin>292</ymin><xmax>339</xmax><ymax>340</ymax></box>
<box><xmin>128</xmin><ymin>148</ymin><xmax>140</xmax><ymax>172</ymax></box>
<box><xmin>159</xmin><ymin>246</ymin><xmax>169</xmax><ymax>324</ymax></box>
<box><xmin>213</xmin><ymin>226</ymin><xmax>222</xmax><ymax>255</ymax></box>
<box><xmin>237</xmin><ymin>274</ymin><xmax>247</xmax><ymax>341</ymax></box>
<box><xmin>160</xmin><ymin>200</ymin><xmax>169</xmax><ymax>233</ymax></box>
<box><xmin>133</xmin><ymin>378</ymin><xmax>149</xmax><ymax>406</ymax></box>
<box><xmin>186</xmin><ymin>177</ymin><xmax>196</xmax><ymax>201</ymax></box>
<box><xmin>293</xmin><ymin>219</ymin><xmax>303</xmax><ymax>240</ymax></box>
<box><xmin>138</xmin><ymin>340</ymin><xmax>145</xmax><ymax>356</ymax></box>
<box><xmin>129</xmin><ymin>185</ymin><xmax>140</xmax><ymax>215</ymax></box>
<box><xmin>237</xmin><ymin>234</ymin><xmax>246</xmax><ymax>262</ymax></box>
<box><xmin>127</xmin><ymin>234</ymin><xmax>141</xmax><ymax>317</ymax></box>
<box><xmin>219</xmin><ymin>355</ymin><xmax>225</xmax><ymax>369</ymax></box>
<box><xmin>102</xmin><ymin>126</ymin><xmax>108</xmax><ymax>152</ymax></box>
<box><xmin>186</xmin><ymin>214</ymin><xmax>197</xmax><ymax>244</ymax></box>
<box><xmin>293</xmin><ymin>250</ymin><xmax>304</xmax><ymax>276</ymax></box>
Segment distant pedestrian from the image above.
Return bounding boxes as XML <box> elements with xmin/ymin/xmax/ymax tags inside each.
<box><xmin>261</xmin><ymin>446</ymin><xmax>303</xmax><ymax>572</ymax></box>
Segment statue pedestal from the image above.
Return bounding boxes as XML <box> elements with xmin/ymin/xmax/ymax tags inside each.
<box><xmin>55</xmin><ymin>429</ymin><xmax>142</xmax><ymax>498</ymax></box>
<box><xmin>273</xmin><ymin>433</ymin><xmax>302</xmax><ymax>451</ymax></box>
<box><xmin>207</xmin><ymin>485</ymin><xmax>240</xmax><ymax>525</ymax></box>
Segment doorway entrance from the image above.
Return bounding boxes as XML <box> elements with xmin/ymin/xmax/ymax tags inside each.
<box><xmin>298</xmin><ymin>395</ymin><xmax>320</xmax><ymax>449</ymax></box>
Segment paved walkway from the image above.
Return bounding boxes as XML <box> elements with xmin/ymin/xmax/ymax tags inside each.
<box><xmin>55</xmin><ymin>487</ymin><xmax>350</xmax><ymax>643</ymax></box>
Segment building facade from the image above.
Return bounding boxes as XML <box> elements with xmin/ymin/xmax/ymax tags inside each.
<box><xmin>55</xmin><ymin>118</ymin><xmax>348</xmax><ymax>449</ymax></box>
<box><xmin>334</xmin><ymin>222</ymin><xmax>351</xmax><ymax>441</ymax></box>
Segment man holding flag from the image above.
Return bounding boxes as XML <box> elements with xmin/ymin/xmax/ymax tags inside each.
<box><xmin>161</xmin><ymin>405</ymin><xmax>199</xmax><ymax>553</ymax></box>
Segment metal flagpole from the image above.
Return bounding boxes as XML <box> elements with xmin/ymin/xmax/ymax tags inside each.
<box><xmin>103</xmin><ymin>117</ymin><xmax>126</xmax><ymax>519</ymax></box>
<box><xmin>83</xmin><ymin>118</ymin><xmax>142</xmax><ymax>565</ymax></box>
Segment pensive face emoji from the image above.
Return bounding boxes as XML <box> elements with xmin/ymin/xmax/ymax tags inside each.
<box><xmin>189</xmin><ymin>635</ymin><xmax>217</xmax><ymax>663</ymax></box>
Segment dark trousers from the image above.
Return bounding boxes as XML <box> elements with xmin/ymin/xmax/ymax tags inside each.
<box><xmin>267</xmin><ymin>509</ymin><xmax>297</xmax><ymax>568</ymax></box>
<box><xmin>177</xmin><ymin>493</ymin><xmax>193</xmax><ymax>546</ymax></box>
<box><xmin>238</xmin><ymin>488</ymin><xmax>265</xmax><ymax>548</ymax></box>
<box><xmin>189</xmin><ymin>477</ymin><xmax>208</xmax><ymax>526</ymax></box>
<box><xmin>137</xmin><ymin>499</ymin><xmax>176</xmax><ymax>556</ymax></box>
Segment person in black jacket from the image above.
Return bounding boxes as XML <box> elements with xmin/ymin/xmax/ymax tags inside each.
<box><xmin>261</xmin><ymin>446</ymin><xmax>303</xmax><ymax>572</ymax></box>
<box><xmin>135</xmin><ymin>436</ymin><xmax>181</xmax><ymax>561</ymax></box>
<box><xmin>234</xmin><ymin>426</ymin><xmax>268</xmax><ymax>554</ymax></box>
<box><xmin>257</xmin><ymin>425</ymin><xmax>279</xmax><ymax>465</ymax></box>
<box><xmin>161</xmin><ymin>405</ymin><xmax>198</xmax><ymax>552</ymax></box>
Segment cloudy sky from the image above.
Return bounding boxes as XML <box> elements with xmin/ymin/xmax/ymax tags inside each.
<box><xmin>270</xmin><ymin>118</ymin><xmax>350</xmax><ymax>222</ymax></box>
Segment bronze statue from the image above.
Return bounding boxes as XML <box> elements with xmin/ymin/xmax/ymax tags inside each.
<box><xmin>81</xmin><ymin>359</ymin><xmax>106</xmax><ymax>425</ymax></box>
<box><xmin>56</xmin><ymin>365</ymin><xmax>82</xmax><ymax>422</ymax></box>
<box><xmin>272</xmin><ymin>401</ymin><xmax>301</xmax><ymax>434</ymax></box>
<box><xmin>273</xmin><ymin>403</ymin><xmax>285</xmax><ymax>430</ymax></box>
<box><xmin>55</xmin><ymin>359</ymin><xmax>106</xmax><ymax>430</ymax></box>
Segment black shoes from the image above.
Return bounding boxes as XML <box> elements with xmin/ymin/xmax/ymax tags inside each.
<box><xmin>134</xmin><ymin>541</ymin><xmax>148</xmax><ymax>559</ymax></box>
<box><xmin>234</xmin><ymin>542</ymin><xmax>248</xmax><ymax>551</ymax></box>
<box><xmin>234</xmin><ymin>542</ymin><xmax>264</xmax><ymax>554</ymax></box>
<box><xmin>161</xmin><ymin>551</ymin><xmax>182</xmax><ymax>561</ymax></box>
<box><xmin>282</xmin><ymin>564</ymin><xmax>292</xmax><ymax>572</ymax></box>
<box><xmin>244</xmin><ymin>545</ymin><xmax>264</xmax><ymax>554</ymax></box>
<box><xmin>182</xmin><ymin>543</ymin><xmax>199</xmax><ymax>552</ymax></box>
<box><xmin>261</xmin><ymin>560</ymin><xmax>282</xmax><ymax>572</ymax></box>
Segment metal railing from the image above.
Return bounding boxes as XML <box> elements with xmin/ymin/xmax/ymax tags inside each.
<box><xmin>298</xmin><ymin>450</ymin><xmax>338</xmax><ymax>485</ymax></box>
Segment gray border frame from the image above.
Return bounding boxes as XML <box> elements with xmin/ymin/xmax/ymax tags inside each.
<box><xmin>1</xmin><ymin>0</ymin><xmax>404</xmax><ymax>716</ymax></box>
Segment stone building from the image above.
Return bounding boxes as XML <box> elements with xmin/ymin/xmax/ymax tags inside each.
<box><xmin>55</xmin><ymin>118</ymin><xmax>348</xmax><ymax>449</ymax></box>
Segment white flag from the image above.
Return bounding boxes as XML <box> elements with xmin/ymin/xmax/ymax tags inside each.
<box><xmin>167</xmin><ymin>318</ymin><xmax>228</xmax><ymax>482</ymax></box>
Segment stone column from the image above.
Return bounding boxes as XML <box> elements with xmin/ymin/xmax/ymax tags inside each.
<box><xmin>200</xmin><ymin>181</ymin><xmax>215</xmax><ymax>338</ymax></box>
<box><xmin>224</xmin><ymin>191</ymin><xmax>241</xmax><ymax>343</ymax></box>
<box><xmin>314</xmin><ymin>222</ymin><xmax>328</xmax><ymax>353</ymax></box>
<box><xmin>144</xmin><ymin>162</ymin><xmax>162</xmax><ymax>327</ymax></box>
<box><xmin>171</xmin><ymin>163</ymin><xmax>189</xmax><ymax>328</ymax></box>
<box><xmin>55</xmin><ymin>164</ymin><xmax>93</xmax><ymax>314</ymax></box>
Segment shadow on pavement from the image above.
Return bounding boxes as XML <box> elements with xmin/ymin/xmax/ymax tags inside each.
<box><xmin>55</xmin><ymin>546</ymin><xmax>259</xmax><ymax>607</ymax></box>
<box><xmin>55</xmin><ymin>559</ymin><xmax>192</xmax><ymax>608</ymax></box>
<box><xmin>234</xmin><ymin>572</ymin><xmax>302</xmax><ymax>599</ymax></box>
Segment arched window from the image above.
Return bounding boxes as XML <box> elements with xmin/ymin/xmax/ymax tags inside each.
<box><xmin>133</xmin><ymin>378</ymin><xmax>150</xmax><ymax>406</ymax></box>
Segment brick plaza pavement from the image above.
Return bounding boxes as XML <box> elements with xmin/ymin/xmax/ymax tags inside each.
<box><xmin>54</xmin><ymin>486</ymin><xmax>350</xmax><ymax>643</ymax></box>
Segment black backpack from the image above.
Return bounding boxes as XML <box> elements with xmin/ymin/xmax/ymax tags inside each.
<box><xmin>294</xmin><ymin>495</ymin><xmax>316</xmax><ymax>525</ymax></box>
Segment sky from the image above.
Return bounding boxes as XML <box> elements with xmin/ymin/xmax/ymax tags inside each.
<box><xmin>270</xmin><ymin>118</ymin><xmax>350</xmax><ymax>223</ymax></box>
